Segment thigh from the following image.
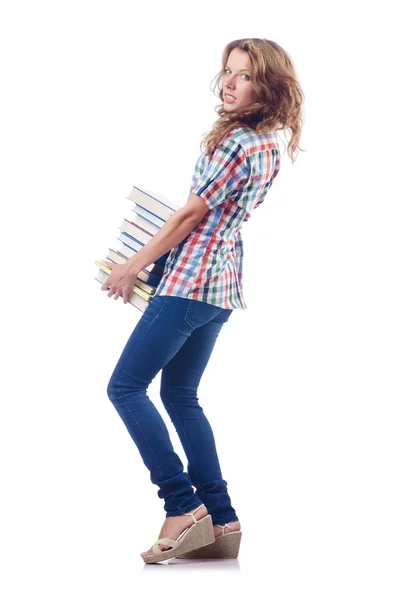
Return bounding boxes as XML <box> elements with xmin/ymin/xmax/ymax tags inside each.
<box><xmin>161</xmin><ymin>307</ymin><xmax>233</xmax><ymax>393</ymax></box>
<box><xmin>107</xmin><ymin>295</ymin><xmax>192</xmax><ymax>391</ymax></box>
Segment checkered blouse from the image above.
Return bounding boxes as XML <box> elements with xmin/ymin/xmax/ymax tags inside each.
<box><xmin>153</xmin><ymin>126</ymin><xmax>281</xmax><ymax>310</ymax></box>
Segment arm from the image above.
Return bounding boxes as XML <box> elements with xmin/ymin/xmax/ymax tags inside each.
<box><xmin>126</xmin><ymin>193</ymin><xmax>209</xmax><ymax>276</ymax></box>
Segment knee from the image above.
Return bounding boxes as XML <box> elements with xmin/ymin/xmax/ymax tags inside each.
<box><xmin>107</xmin><ymin>374</ymin><xmax>148</xmax><ymax>404</ymax></box>
<box><xmin>106</xmin><ymin>378</ymin><xmax>119</xmax><ymax>403</ymax></box>
<box><xmin>160</xmin><ymin>382</ymin><xmax>201</xmax><ymax>412</ymax></box>
<box><xmin>159</xmin><ymin>382</ymin><xmax>171</xmax><ymax>408</ymax></box>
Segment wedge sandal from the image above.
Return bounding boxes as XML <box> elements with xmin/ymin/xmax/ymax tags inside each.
<box><xmin>175</xmin><ymin>522</ymin><xmax>242</xmax><ymax>559</ymax></box>
<box><xmin>141</xmin><ymin>504</ymin><xmax>215</xmax><ymax>564</ymax></box>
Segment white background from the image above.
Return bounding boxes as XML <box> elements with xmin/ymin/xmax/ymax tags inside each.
<box><xmin>1</xmin><ymin>0</ymin><xmax>396</xmax><ymax>597</ymax></box>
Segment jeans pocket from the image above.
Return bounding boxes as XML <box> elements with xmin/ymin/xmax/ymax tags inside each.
<box><xmin>211</xmin><ymin>308</ymin><xmax>233</xmax><ymax>324</ymax></box>
<box><xmin>183</xmin><ymin>299</ymin><xmax>233</xmax><ymax>329</ymax></box>
<box><xmin>183</xmin><ymin>299</ymin><xmax>218</xmax><ymax>329</ymax></box>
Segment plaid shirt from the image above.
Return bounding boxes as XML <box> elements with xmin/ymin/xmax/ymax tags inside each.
<box><xmin>153</xmin><ymin>126</ymin><xmax>281</xmax><ymax>310</ymax></box>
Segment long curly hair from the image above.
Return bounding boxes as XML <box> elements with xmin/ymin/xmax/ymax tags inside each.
<box><xmin>201</xmin><ymin>38</ymin><xmax>306</xmax><ymax>164</ymax></box>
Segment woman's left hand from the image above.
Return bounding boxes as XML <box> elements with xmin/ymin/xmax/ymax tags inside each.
<box><xmin>100</xmin><ymin>260</ymin><xmax>138</xmax><ymax>304</ymax></box>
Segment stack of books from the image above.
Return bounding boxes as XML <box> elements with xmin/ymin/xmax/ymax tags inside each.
<box><xmin>94</xmin><ymin>185</ymin><xmax>181</xmax><ymax>312</ymax></box>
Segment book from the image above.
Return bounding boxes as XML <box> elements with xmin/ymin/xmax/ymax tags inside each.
<box><xmin>130</xmin><ymin>203</ymin><xmax>167</xmax><ymax>229</ymax></box>
<box><xmin>128</xmin><ymin>208</ymin><xmax>163</xmax><ymax>236</ymax></box>
<box><xmin>95</xmin><ymin>261</ymin><xmax>153</xmax><ymax>312</ymax></box>
<box><xmin>106</xmin><ymin>248</ymin><xmax>163</xmax><ymax>287</ymax></box>
<box><xmin>95</xmin><ymin>184</ymin><xmax>181</xmax><ymax>313</ymax></box>
<box><xmin>127</xmin><ymin>185</ymin><xmax>180</xmax><ymax>222</ymax></box>
<box><xmin>117</xmin><ymin>232</ymin><xmax>170</xmax><ymax>266</ymax></box>
<box><xmin>100</xmin><ymin>255</ymin><xmax>157</xmax><ymax>296</ymax></box>
<box><xmin>114</xmin><ymin>242</ymin><xmax>167</xmax><ymax>272</ymax></box>
<box><xmin>120</xmin><ymin>218</ymin><xmax>153</xmax><ymax>246</ymax></box>
<box><xmin>117</xmin><ymin>230</ymin><xmax>145</xmax><ymax>254</ymax></box>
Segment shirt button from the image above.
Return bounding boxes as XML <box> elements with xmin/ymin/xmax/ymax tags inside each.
<box><xmin>226</xmin><ymin>254</ymin><xmax>231</xmax><ymax>260</ymax></box>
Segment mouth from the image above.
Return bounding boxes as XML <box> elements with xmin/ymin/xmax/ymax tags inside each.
<box><xmin>224</xmin><ymin>93</ymin><xmax>236</xmax><ymax>102</ymax></box>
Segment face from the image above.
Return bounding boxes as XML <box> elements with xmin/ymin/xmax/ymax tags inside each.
<box><xmin>222</xmin><ymin>48</ymin><xmax>259</xmax><ymax>111</ymax></box>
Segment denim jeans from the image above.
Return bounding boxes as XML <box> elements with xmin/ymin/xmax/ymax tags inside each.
<box><xmin>106</xmin><ymin>294</ymin><xmax>239</xmax><ymax>524</ymax></box>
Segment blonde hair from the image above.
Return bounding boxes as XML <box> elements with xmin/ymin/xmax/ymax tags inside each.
<box><xmin>201</xmin><ymin>38</ymin><xmax>306</xmax><ymax>164</ymax></box>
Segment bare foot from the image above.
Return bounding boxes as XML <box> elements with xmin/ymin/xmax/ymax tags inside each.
<box><xmin>140</xmin><ymin>504</ymin><xmax>209</xmax><ymax>558</ymax></box>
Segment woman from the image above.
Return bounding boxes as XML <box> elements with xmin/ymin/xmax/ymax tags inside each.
<box><xmin>101</xmin><ymin>37</ymin><xmax>304</xmax><ymax>564</ymax></box>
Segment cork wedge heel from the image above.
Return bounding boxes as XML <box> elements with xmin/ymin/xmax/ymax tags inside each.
<box><xmin>141</xmin><ymin>504</ymin><xmax>215</xmax><ymax>564</ymax></box>
<box><xmin>175</xmin><ymin>523</ymin><xmax>242</xmax><ymax>559</ymax></box>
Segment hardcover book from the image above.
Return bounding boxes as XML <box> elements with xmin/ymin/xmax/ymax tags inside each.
<box><xmin>127</xmin><ymin>185</ymin><xmax>179</xmax><ymax>222</ymax></box>
<box><xmin>95</xmin><ymin>185</ymin><xmax>182</xmax><ymax>312</ymax></box>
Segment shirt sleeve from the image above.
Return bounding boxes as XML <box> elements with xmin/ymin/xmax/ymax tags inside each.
<box><xmin>190</xmin><ymin>136</ymin><xmax>251</xmax><ymax>210</ymax></box>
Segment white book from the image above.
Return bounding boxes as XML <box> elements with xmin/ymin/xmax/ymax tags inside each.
<box><xmin>127</xmin><ymin>186</ymin><xmax>180</xmax><ymax>221</ymax></box>
<box><xmin>131</xmin><ymin>203</ymin><xmax>166</xmax><ymax>228</ymax></box>
<box><xmin>120</xmin><ymin>218</ymin><xmax>152</xmax><ymax>245</ymax></box>
<box><xmin>116</xmin><ymin>242</ymin><xmax>136</xmax><ymax>259</ymax></box>
<box><xmin>106</xmin><ymin>248</ymin><xmax>158</xmax><ymax>276</ymax></box>
<box><xmin>95</xmin><ymin>270</ymin><xmax>149</xmax><ymax>312</ymax></box>
<box><xmin>101</xmin><ymin>255</ymin><xmax>157</xmax><ymax>295</ymax></box>
<box><xmin>94</xmin><ymin>262</ymin><xmax>153</xmax><ymax>313</ymax></box>
<box><xmin>129</xmin><ymin>209</ymin><xmax>161</xmax><ymax>236</ymax></box>
<box><xmin>117</xmin><ymin>231</ymin><xmax>144</xmax><ymax>253</ymax></box>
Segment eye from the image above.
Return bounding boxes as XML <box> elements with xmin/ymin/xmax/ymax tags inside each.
<box><xmin>224</xmin><ymin>68</ymin><xmax>250</xmax><ymax>80</ymax></box>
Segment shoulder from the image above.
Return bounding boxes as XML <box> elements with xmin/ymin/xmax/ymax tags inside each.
<box><xmin>221</xmin><ymin>127</ymin><xmax>248</xmax><ymax>149</ymax></box>
<box><xmin>216</xmin><ymin>128</ymin><xmax>249</xmax><ymax>160</ymax></box>
<box><xmin>223</xmin><ymin>126</ymin><xmax>280</xmax><ymax>156</ymax></box>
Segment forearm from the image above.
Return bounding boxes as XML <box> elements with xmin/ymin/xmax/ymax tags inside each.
<box><xmin>126</xmin><ymin>210</ymin><xmax>198</xmax><ymax>276</ymax></box>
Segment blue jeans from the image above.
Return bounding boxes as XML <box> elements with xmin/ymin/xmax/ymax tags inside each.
<box><xmin>106</xmin><ymin>294</ymin><xmax>239</xmax><ymax>524</ymax></box>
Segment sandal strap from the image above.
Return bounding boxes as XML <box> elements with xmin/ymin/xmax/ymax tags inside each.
<box><xmin>214</xmin><ymin>522</ymin><xmax>233</xmax><ymax>536</ymax></box>
<box><xmin>152</xmin><ymin>537</ymin><xmax>178</xmax><ymax>553</ymax></box>
<box><xmin>150</xmin><ymin>505</ymin><xmax>206</xmax><ymax>554</ymax></box>
<box><xmin>182</xmin><ymin>503</ymin><xmax>205</xmax><ymax>523</ymax></box>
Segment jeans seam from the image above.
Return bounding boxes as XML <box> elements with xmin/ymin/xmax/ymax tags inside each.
<box><xmin>162</xmin><ymin>368</ymin><xmax>198</xmax><ymax>480</ymax></box>
<box><xmin>117</xmin><ymin>295</ymin><xmax>171</xmax><ymax>385</ymax></box>
<box><xmin>115</xmin><ymin>398</ymin><xmax>164</xmax><ymax>477</ymax></box>
<box><xmin>111</xmin><ymin>296</ymin><xmax>172</xmax><ymax>478</ymax></box>
<box><xmin>184</xmin><ymin>300</ymin><xmax>194</xmax><ymax>328</ymax></box>
<box><xmin>184</xmin><ymin>300</ymin><xmax>226</xmax><ymax>329</ymax></box>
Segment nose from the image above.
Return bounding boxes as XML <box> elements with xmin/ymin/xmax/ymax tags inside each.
<box><xmin>225</xmin><ymin>74</ymin><xmax>236</xmax><ymax>90</ymax></box>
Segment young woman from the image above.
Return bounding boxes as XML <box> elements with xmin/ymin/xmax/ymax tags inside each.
<box><xmin>100</xmin><ymin>37</ymin><xmax>304</xmax><ymax>564</ymax></box>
